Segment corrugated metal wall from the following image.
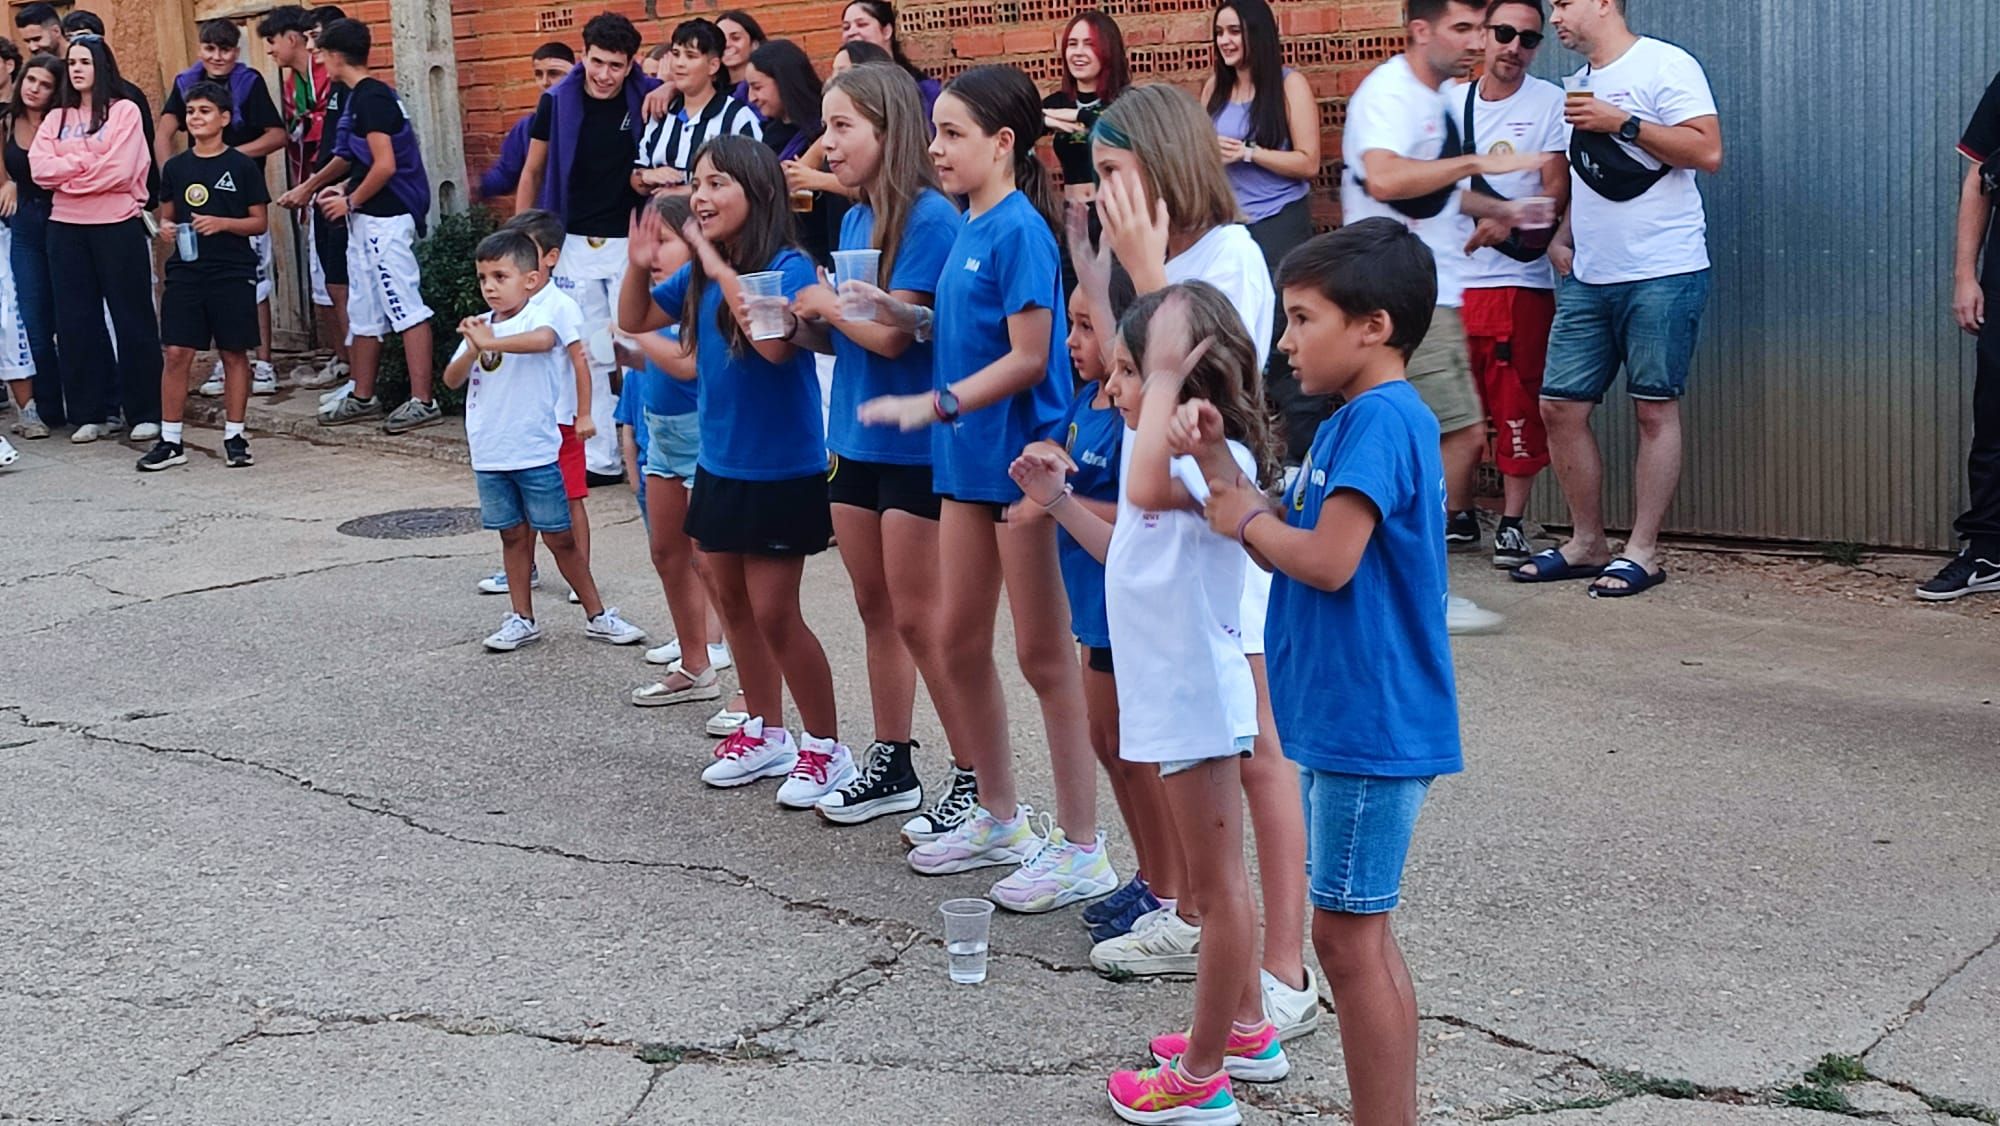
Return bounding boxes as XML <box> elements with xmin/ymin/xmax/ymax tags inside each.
<box><xmin>1526</xmin><ymin>2</ymin><xmax>1997</xmax><ymax>550</ymax></box>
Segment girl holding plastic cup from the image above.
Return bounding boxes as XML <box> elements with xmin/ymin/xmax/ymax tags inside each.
<box><xmin>786</xmin><ymin>62</ymin><xmax>973</xmax><ymax>832</ymax></box>
<box><xmin>617</xmin><ymin>135</ymin><xmax>854</xmax><ymax>804</ymax></box>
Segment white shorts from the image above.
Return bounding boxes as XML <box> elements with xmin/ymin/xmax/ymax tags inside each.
<box><xmin>252</xmin><ymin>231</ymin><xmax>274</xmax><ymax>304</ymax></box>
<box><xmin>554</xmin><ymin>235</ymin><xmax>628</xmax><ymax>475</ymax></box>
<box><xmin>304</xmin><ymin>217</ymin><xmax>330</xmax><ymax>307</ymax></box>
<box><xmin>0</xmin><ymin>224</ymin><xmax>31</xmax><ymax>380</ymax></box>
<box><xmin>345</xmin><ymin>212</ymin><xmax>433</xmax><ymax>338</ymax></box>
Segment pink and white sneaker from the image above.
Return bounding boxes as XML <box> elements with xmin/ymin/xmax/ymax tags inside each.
<box><xmin>1148</xmin><ymin>1020</ymin><xmax>1290</xmax><ymax>1082</ymax></box>
<box><xmin>776</xmin><ymin>736</ymin><xmax>857</xmax><ymax>809</ymax></box>
<box><xmin>699</xmin><ymin>718</ymin><xmax>798</xmax><ymax>788</ymax></box>
<box><xmin>906</xmin><ymin>804</ymin><xmax>1040</xmax><ymax>875</ymax></box>
<box><xmin>1107</xmin><ymin>1057</ymin><xmax>1239</xmax><ymax>1125</ymax></box>
<box><xmin>987</xmin><ymin>825</ymin><xmax>1118</xmax><ymax>913</ymax></box>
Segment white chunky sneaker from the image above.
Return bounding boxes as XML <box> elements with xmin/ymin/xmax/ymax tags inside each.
<box><xmin>700</xmin><ymin>718</ymin><xmax>798</xmax><ymax>788</ymax></box>
<box><xmin>775</xmin><ymin>736</ymin><xmax>857</xmax><ymax>809</ymax></box>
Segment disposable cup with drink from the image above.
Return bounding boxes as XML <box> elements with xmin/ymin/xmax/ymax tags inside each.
<box><xmin>940</xmin><ymin>897</ymin><xmax>993</xmax><ymax>984</ymax></box>
<box><xmin>739</xmin><ymin>271</ymin><xmax>790</xmax><ymax>341</ymax></box>
<box><xmin>175</xmin><ymin>223</ymin><xmax>199</xmax><ymax>263</ymax></box>
<box><xmin>1563</xmin><ymin>74</ymin><xmax>1592</xmax><ymax>107</ymax></box>
<box><xmin>789</xmin><ymin>188</ymin><xmax>814</xmax><ymax>213</ymax></box>
<box><xmin>831</xmin><ymin>248</ymin><xmax>882</xmax><ymax>322</ymax></box>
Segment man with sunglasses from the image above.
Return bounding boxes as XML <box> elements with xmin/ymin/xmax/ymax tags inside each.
<box><xmin>1445</xmin><ymin>0</ymin><xmax>1568</xmax><ymax>569</ymax></box>
<box><xmin>1514</xmin><ymin>0</ymin><xmax>1721</xmax><ymax>598</ymax></box>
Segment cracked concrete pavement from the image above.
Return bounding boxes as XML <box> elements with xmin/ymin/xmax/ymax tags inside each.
<box><xmin>2</xmin><ymin>430</ymin><xmax>1996</xmax><ymax>1124</ymax></box>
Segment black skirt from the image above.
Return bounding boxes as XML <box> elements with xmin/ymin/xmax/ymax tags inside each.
<box><xmin>685</xmin><ymin>468</ymin><xmax>833</xmax><ymax>557</ymax></box>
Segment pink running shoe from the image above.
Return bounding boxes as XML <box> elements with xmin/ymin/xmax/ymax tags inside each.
<box><xmin>1148</xmin><ymin>1020</ymin><xmax>1289</xmax><ymax>1082</ymax></box>
<box><xmin>1107</xmin><ymin>1058</ymin><xmax>1239</xmax><ymax>1125</ymax></box>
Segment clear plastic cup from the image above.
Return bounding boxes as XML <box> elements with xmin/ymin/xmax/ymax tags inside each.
<box><xmin>940</xmin><ymin>898</ymin><xmax>993</xmax><ymax>984</ymax></box>
<box><xmin>1563</xmin><ymin>74</ymin><xmax>1592</xmax><ymax>105</ymax></box>
<box><xmin>739</xmin><ymin>270</ymin><xmax>789</xmax><ymax>341</ymax></box>
<box><xmin>831</xmin><ymin>248</ymin><xmax>882</xmax><ymax>322</ymax></box>
<box><xmin>175</xmin><ymin>224</ymin><xmax>199</xmax><ymax>263</ymax></box>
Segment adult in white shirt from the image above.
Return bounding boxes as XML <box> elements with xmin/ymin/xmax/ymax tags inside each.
<box><xmin>1444</xmin><ymin>0</ymin><xmax>1568</xmax><ymax>569</ymax></box>
<box><xmin>1516</xmin><ymin>0</ymin><xmax>1722</xmax><ymax>596</ymax></box>
<box><xmin>1340</xmin><ymin>0</ymin><xmax>1541</xmax><ymax>635</ymax></box>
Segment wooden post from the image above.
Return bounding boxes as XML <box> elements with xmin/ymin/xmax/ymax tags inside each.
<box><xmin>387</xmin><ymin>0</ymin><xmax>468</xmax><ymax>229</ymax></box>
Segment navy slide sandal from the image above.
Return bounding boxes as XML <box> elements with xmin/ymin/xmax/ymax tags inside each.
<box><xmin>1587</xmin><ymin>557</ymin><xmax>1668</xmax><ymax>598</ymax></box>
<box><xmin>1509</xmin><ymin>548</ymin><xmax>1606</xmax><ymax>584</ymax></box>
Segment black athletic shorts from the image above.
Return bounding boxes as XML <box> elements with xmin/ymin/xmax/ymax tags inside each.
<box><xmin>161</xmin><ymin>274</ymin><xmax>259</xmax><ymax>351</ymax></box>
<box><xmin>315</xmin><ymin>210</ymin><xmax>349</xmax><ymax>287</ymax></box>
<box><xmin>686</xmin><ymin>469</ymin><xmax>832</xmax><ymax>556</ymax></box>
<box><xmin>826</xmin><ymin>454</ymin><xmax>941</xmax><ymax>520</ymax></box>
<box><xmin>1086</xmin><ymin>645</ymin><xmax>1114</xmax><ymax>674</ymax></box>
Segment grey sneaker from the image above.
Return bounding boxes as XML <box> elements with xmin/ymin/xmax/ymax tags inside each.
<box><xmin>14</xmin><ymin>402</ymin><xmax>48</xmax><ymax>439</ymax></box>
<box><xmin>318</xmin><ymin>393</ymin><xmax>383</xmax><ymax>426</ymax></box>
<box><xmin>382</xmin><ymin>397</ymin><xmax>443</xmax><ymax>434</ymax></box>
<box><xmin>103</xmin><ymin>412</ymin><xmax>126</xmax><ymax>436</ymax></box>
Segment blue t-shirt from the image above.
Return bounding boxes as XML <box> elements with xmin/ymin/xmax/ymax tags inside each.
<box><xmin>930</xmin><ymin>190</ymin><xmax>1072</xmax><ymax>503</ymax></box>
<box><xmin>1056</xmin><ymin>385</ymin><xmax>1122</xmax><ymax>648</ymax></box>
<box><xmin>639</xmin><ymin>326</ymin><xmax>697</xmax><ymax>417</ymax></box>
<box><xmin>1266</xmin><ymin>381</ymin><xmax>1463</xmax><ymax>778</ymax></box>
<box><xmin>831</xmin><ymin>190</ymin><xmax>961</xmax><ymax>465</ymax></box>
<box><xmin>616</xmin><ymin>366</ymin><xmax>648</xmax><ymax>469</ymax></box>
<box><xmin>652</xmin><ymin>251</ymin><xmax>825</xmax><ymax>481</ymax></box>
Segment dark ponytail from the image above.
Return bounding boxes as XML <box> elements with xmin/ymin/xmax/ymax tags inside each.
<box><xmin>942</xmin><ymin>64</ymin><xmax>1058</xmax><ymax>234</ymax></box>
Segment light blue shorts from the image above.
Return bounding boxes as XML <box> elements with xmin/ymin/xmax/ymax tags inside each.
<box><xmin>475</xmin><ymin>463</ymin><xmax>571</xmax><ymax>533</ymax></box>
<box><xmin>1158</xmin><ymin>734</ymin><xmax>1257</xmax><ymax>778</ymax></box>
<box><xmin>643</xmin><ymin>408</ymin><xmax>700</xmax><ymax>482</ymax></box>
<box><xmin>1299</xmin><ymin>767</ymin><xmax>1434</xmax><ymax>914</ymax></box>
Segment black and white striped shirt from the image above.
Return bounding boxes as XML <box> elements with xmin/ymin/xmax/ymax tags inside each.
<box><xmin>635</xmin><ymin>93</ymin><xmax>763</xmax><ymax>178</ymax></box>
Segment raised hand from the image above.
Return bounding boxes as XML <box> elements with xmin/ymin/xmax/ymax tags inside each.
<box><xmin>1097</xmin><ymin>166</ymin><xmax>1169</xmax><ymax>279</ymax></box>
<box><xmin>1166</xmin><ymin>399</ymin><xmax>1225</xmax><ymax>457</ymax></box>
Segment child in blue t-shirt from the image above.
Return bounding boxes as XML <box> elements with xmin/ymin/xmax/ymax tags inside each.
<box><xmin>1195</xmin><ymin>218</ymin><xmax>1463</xmax><ymax>1126</ymax></box>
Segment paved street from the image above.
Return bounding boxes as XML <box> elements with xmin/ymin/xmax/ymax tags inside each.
<box><xmin>3</xmin><ymin>413</ymin><xmax>1996</xmax><ymax>1125</ymax></box>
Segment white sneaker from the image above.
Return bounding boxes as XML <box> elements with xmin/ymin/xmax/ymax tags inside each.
<box><xmin>296</xmin><ymin>357</ymin><xmax>350</xmax><ymax>389</ymax></box>
<box><xmin>706</xmin><ymin>704</ymin><xmax>750</xmax><ymax>737</ymax></box>
<box><xmin>988</xmin><ymin>823</ymin><xmax>1119</xmax><ymax>913</ymax></box>
<box><xmin>196</xmin><ymin>360</ymin><xmax>224</xmax><ymax>397</ymax></box>
<box><xmin>318</xmin><ymin>378</ymin><xmax>356</xmax><ymax>408</ymax></box>
<box><xmin>483</xmin><ymin>612</ymin><xmax>541</xmax><ymax>652</ymax></box>
<box><xmin>0</xmin><ymin>434</ymin><xmax>16</xmax><ymax>467</ymax></box>
<box><xmin>907</xmin><ymin>804</ymin><xmax>1041</xmax><ymax>876</ymax></box>
<box><xmin>585</xmin><ymin>606</ymin><xmax>646</xmax><ymax>645</ymax></box>
<box><xmin>477</xmin><ymin>565</ymin><xmax>539</xmax><ymax>595</ymax></box>
<box><xmin>1445</xmin><ymin>594</ymin><xmax>1505</xmax><ymax>636</ymax></box>
<box><xmin>707</xmin><ymin>641</ymin><xmax>733</xmax><ymax>671</ymax></box>
<box><xmin>128</xmin><ymin>422</ymin><xmax>160</xmax><ymax>442</ymax></box>
<box><xmin>700</xmin><ymin>718</ymin><xmax>798</xmax><ymax>787</ymax></box>
<box><xmin>776</xmin><ymin>737</ymin><xmax>858</xmax><ymax>809</ymax></box>
<box><xmin>644</xmin><ymin>638</ymin><xmax>683</xmax><ymax>665</ymax></box>
<box><xmin>69</xmin><ymin>423</ymin><xmax>102</xmax><ymax>444</ymax></box>
<box><xmin>1089</xmin><ymin>906</ymin><xmax>1201</xmax><ymax>976</ymax></box>
<box><xmin>1262</xmin><ymin>966</ymin><xmax>1321</xmax><ymax>1041</ymax></box>
<box><xmin>251</xmin><ymin>360</ymin><xmax>279</xmax><ymax>395</ymax></box>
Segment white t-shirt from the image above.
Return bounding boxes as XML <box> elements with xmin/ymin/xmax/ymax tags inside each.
<box><xmin>1164</xmin><ymin>223</ymin><xmax>1275</xmax><ymax>370</ymax></box>
<box><xmin>456</xmin><ymin>300</ymin><xmax>566</xmax><ymax>472</ymax></box>
<box><xmin>530</xmin><ymin>284</ymin><xmax>585</xmax><ymax>424</ymax></box>
<box><xmin>1561</xmin><ymin>37</ymin><xmax>1718</xmax><ymax>285</ymax></box>
<box><xmin>1341</xmin><ymin>54</ymin><xmax>1468</xmax><ymax>308</ymax></box>
<box><xmin>1445</xmin><ymin>76</ymin><xmax>1567</xmax><ymax>291</ymax></box>
<box><xmin>1105</xmin><ymin>436</ymin><xmax>1260</xmax><ymax>763</ymax></box>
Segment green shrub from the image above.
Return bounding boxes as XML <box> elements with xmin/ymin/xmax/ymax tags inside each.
<box><xmin>373</xmin><ymin>206</ymin><xmax>498</xmax><ymax>415</ymax></box>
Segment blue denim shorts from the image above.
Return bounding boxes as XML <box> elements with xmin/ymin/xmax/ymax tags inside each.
<box><xmin>1299</xmin><ymin>767</ymin><xmax>1434</xmax><ymax>914</ymax></box>
<box><xmin>1542</xmin><ymin>269</ymin><xmax>1710</xmax><ymax>403</ymax></box>
<box><xmin>475</xmin><ymin>463</ymin><xmax>572</xmax><ymax>533</ymax></box>
<box><xmin>643</xmin><ymin>408</ymin><xmax>700</xmax><ymax>481</ymax></box>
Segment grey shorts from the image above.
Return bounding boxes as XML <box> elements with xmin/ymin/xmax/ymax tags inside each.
<box><xmin>1405</xmin><ymin>306</ymin><xmax>1484</xmax><ymax>434</ymax></box>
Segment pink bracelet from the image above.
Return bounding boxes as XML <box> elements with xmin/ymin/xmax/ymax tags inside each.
<box><xmin>1235</xmin><ymin>507</ymin><xmax>1270</xmax><ymax>546</ymax></box>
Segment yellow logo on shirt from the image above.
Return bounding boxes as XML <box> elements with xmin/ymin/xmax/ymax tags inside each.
<box><xmin>184</xmin><ymin>183</ymin><xmax>210</xmax><ymax>207</ymax></box>
<box><xmin>587</xmin><ymin>236</ymin><xmax>608</xmax><ymax>249</ymax></box>
<box><xmin>1487</xmin><ymin>140</ymin><xmax>1516</xmax><ymax>155</ymax></box>
<box><xmin>478</xmin><ymin>351</ymin><xmax>502</xmax><ymax>371</ymax></box>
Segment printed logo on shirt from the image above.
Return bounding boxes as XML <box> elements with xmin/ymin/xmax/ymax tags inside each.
<box><xmin>215</xmin><ymin>172</ymin><xmax>238</xmax><ymax>193</ymax></box>
<box><xmin>963</xmin><ymin>258</ymin><xmax>982</xmax><ymax>273</ymax></box>
<box><xmin>184</xmin><ymin>183</ymin><xmax>211</xmax><ymax>207</ymax></box>
<box><xmin>1486</xmin><ymin>140</ymin><xmax>1516</xmax><ymax>155</ymax></box>
<box><xmin>478</xmin><ymin>350</ymin><xmax>503</xmax><ymax>371</ymax></box>
<box><xmin>587</xmin><ymin>237</ymin><xmax>607</xmax><ymax>249</ymax></box>
<box><xmin>1065</xmin><ymin>422</ymin><xmax>1077</xmax><ymax>451</ymax></box>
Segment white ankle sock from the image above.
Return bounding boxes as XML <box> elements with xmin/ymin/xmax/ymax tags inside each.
<box><xmin>224</xmin><ymin>421</ymin><xmax>245</xmax><ymax>439</ymax></box>
<box><xmin>160</xmin><ymin>422</ymin><xmax>184</xmax><ymax>443</ymax></box>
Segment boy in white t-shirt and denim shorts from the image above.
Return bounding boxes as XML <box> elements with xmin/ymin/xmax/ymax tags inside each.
<box><xmin>444</xmin><ymin>230</ymin><xmax>644</xmax><ymax>652</ymax></box>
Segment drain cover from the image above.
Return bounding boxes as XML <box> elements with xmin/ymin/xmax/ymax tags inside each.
<box><xmin>336</xmin><ymin>506</ymin><xmax>484</xmax><ymax>540</ymax></box>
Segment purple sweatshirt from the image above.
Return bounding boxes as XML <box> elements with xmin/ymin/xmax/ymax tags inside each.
<box><xmin>535</xmin><ymin>66</ymin><xmax>659</xmax><ymax>218</ymax></box>
<box><xmin>479</xmin><ymin>112</ymin><xmax>533</xmax><ymax>200</ymax></box>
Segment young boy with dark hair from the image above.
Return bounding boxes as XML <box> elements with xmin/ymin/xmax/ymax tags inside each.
<box><xmin>479</xmin><ymin>42</ymin><xmax>576</xmax><ymax>201</ymax></box>
<box><xmin>139</xmin><ymin>82</ymin><xmax>270</xmax><ymax>472</ymax></box>
<box><xmin>446</xmin><ymin>228</ymin><xmax>644</xmax><ymax>651</ymax></box>
<box><xmin>304</xmin><ymin>18</ymin><xmax>442</xmax><ymax>434</ymax></box>
<box><xmin>1194</xmin><ymin>217</ymin><xmax>1461</xmax><ymax>1126</ymax></box>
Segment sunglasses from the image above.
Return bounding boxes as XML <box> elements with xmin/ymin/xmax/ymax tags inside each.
<box><xmin>1489</xmin><ymin>24</ymin><xmax>1545</xmax><ymax>49</ymax></box>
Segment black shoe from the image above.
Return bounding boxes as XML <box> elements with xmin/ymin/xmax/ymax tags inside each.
<box><xmin>1916</xmin><ymin>550</ymin><xmax>2000</xmax><ymax>602</ymax></box>
<box><xmin>1446</xmin><ymin>509</ymin><xmax>1480</xmax><ymax>548</ymax></box>
<box><xmin>900</xmin><ymin>762</ymin><xmax>978</xmax><ymax>846</ymax></box>
<box><xmin>816</xmin><ymin>740</ymin><xmax>924</xmax><ymax>825</ymax></box>
<box><xmin>135</xmin><ymin>440</ymin><xmax>185</xmax><ymax>472</ymax></box>
<box><xmin>224</xmin><ymin>434</ymin><xmax>253</xmax><ymax>468</ymax></box>
<box><xmin>1492</xmin><ymin>523</ymin><xmax>1531</xmax><ymax>569</ymax></box>
<box><xmin>584</xmin><ymin>469</ymin><xmax>626</xmax><ymax>488</ymax></box>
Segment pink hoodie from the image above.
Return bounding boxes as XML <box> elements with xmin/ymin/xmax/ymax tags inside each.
<box><xmin>30</xmin><ymin>99</ymin><xmax>149</xmax><ymax>225</ymax></box>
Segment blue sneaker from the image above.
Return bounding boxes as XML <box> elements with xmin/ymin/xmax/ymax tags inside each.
<box><xmin>1088</xmin><ymin>883</ymin><xmax>1165</xmax><ymax>944</ymax></box>
<box><xmin>1083</xmin><ymin>874</ymin><xmax>1150</xmax><ymax>928</ymax></box>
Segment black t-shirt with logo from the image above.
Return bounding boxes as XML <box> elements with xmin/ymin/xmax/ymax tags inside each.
<box><xmin>160</xmin><ymin>146</ymin><xmax>270</xmax><ymax>281</ymax></box>
<box><xmin>1961</xmin><ymin>71</ymin><xmax>2000</xmax><ymax>289</ymax></box>
<box><xmin>530</xmin><ymin>89</ymin><xmax>643</xmax><ymax>238</ymax></box>
<box><xmin>163</xmin><ymin>69</ymin><xmax>284</xmax><ymax>170</ymax></box>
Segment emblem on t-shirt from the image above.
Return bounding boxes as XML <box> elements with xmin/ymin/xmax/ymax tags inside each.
<box><xmin>1487</xmin><ymin>140</ymin><xmax>1516</xmax><ymax>155</ymax></box>
<box><xmin>184</xmin><ymin>183</ymin><xmax>210</xmax><ymax>207</ymax></box>
<box><xmin>478</xmin><ymin>351</ymin><xmax>503</xmax><ymax>371</ymax></box>
<box><xmin>215</xmin><ymin>172</ymin><xmax>237</xmax><ymax>193</ymax></box>
<box><xmin>587</xmin><ymin>237</ymin><xmax>607</xmax><ymax>249</ymax></box>
<box><xmin>963</xmin><ymin>257</ymin><xmax>982</xmax><ymax>273</ymax></box>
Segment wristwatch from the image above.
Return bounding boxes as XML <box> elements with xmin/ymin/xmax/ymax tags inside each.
<box><xmin>1617</xmin><ymin>115</ymin><xmax>1643</xmax><ymax>143</ymax></box>
<box><xmin>1241</xmin><ymin>142</ymin><xmax>1258</xmax><ymax>164</ymax></box>
<box><xmin>933</xmin><ymin>387</ymin><xmax>962</xmax><ymax>423</ymax></box>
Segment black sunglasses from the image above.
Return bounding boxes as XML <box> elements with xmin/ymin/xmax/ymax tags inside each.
<box><xmin>1489</xmin><ymin>24</ymin><xmax>1545</xmax><ymax>49</ymax></box>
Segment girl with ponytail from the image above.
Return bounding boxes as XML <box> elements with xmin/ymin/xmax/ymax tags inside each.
<box><xmin>857</xmin><ymin>64</ymin><xmax>1114</xmax><ymax>914</ymax></box>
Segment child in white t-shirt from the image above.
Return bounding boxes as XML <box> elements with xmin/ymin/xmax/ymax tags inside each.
<box><xmin>1011</xmin><ymin>281</ymin><xmax>1284</xmax><ymax>1124</ymax></box>
<box><xmin>444</xmin><ymin>229</ymin><xmax>644</xmax><ymax>652</ymax></box>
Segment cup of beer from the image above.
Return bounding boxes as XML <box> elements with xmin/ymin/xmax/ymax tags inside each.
<box><xmin>1563</xmin><ymin>74</ymin><xmax>1591</xmax><ymax>107</ymax></box>
<box><xmin>789</xmin><ymin>188</ymin><xmax>814</xmax><ymax>213</ymax></box>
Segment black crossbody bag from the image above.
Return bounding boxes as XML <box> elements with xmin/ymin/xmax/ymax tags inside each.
<box><xmin>1565</xmin><ymin>69</ymin><xmax>1673</xmax><ymax>203</ymax></box>
<box><xmin>1355</xmin><ymin>112</ymin><xmax>1463</xmax><ymax>220</ymax></box>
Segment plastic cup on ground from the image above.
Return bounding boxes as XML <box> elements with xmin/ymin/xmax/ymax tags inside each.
<box><xmin>831</xmin><ymin>248</ymin><xmax>882</xmax><ymax>322</ymax></box>
<box><xmin>940</xmin><ymin>898</ymin><xmax>993</xmax><ymax>984</ymax></box>
<box><xmin>739</xmin><ymin>271</ymin><xmax>789</xmax><ymax>341</ymax></box>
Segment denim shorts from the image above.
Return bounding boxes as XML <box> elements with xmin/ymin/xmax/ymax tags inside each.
<box><xmin>475</xmin><ymin>463</ymin><xmax>572</xmax><ymax>533</ymax></box>
<box><xmin>643</xmin><ymin>409</ymin><xmax>700</xmax><ymax>481</ymax></box>
<box><xmin>1542</xmin><ymin>269</ymin><xmax>1710</xmax><ymax>403</ymax></box>
<box><xmin>1299</xmin><ymin>767</ymin><xmax>1434</xmax><ymax>914</ymax></box>
<box><xmin>1159</xmin><ymin>734</ymin><xmax>1257</xmax><ymax>778</ymax></box>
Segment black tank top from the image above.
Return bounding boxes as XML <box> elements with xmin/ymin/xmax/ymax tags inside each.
<box><xmin>5</xmin><ymin>121</ymin><xmax>51</xmax><ymax>207</ymax></box>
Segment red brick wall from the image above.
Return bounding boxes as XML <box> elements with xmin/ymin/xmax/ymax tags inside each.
<box><xmin>446</xmin><ymin>0</ymin><xmax>1408</xmax><ymax>227</ymax></box>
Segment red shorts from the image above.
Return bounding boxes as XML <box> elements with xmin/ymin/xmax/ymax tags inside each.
<box><xmin>556</xmin><ymin>423</ymin><xmax>588</xmax><ymax>501</ymax></box>
<box><xmin>1461</xmin><ymin>286</ymin><xmax>1555</xmax><ymax>478</ymax></box>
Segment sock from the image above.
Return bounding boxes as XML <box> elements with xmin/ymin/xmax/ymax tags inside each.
<box><xmin>224</xmin><ymin>421</ymin><xmax>245</xmax><ymax>439</ymax></box>
<box><xmin>1171</xmin><ymin>1057</ymin><xmax>1222</xmax><ymax>1086</ymax></box>
<box><xmin>1232</xmin><ymin>1018</ymin><xmax>1271</xmax><ymax>1034</ymax></box>
<box><xmin>160</xmin><ymin>422</ymin><xmax>183</xmax><ymax>443</ymax></box>
<box><xmin>1499</xmin><ymin>514</ymin><xmax>1523</xmax><ymax>530</ymax></box>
